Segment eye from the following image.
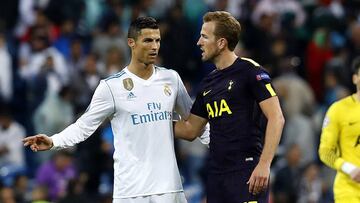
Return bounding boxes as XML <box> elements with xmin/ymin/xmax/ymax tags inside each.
<box><xmin>144</xmin><ymin>38</ymin><xmax>153</xmax><ymax>43</ymax></box>
<box><xmin>201</xmin><ymin>34</ymin><xmax>208</xmax><ymax>39</ymax></box>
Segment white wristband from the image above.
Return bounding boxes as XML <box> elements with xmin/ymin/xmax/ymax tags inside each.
<box><xmin>198</xmin><ymin>123</ymin><xmax>210</xmax><ymax>145</ymax></box>
<box><xmin>341</xmin><ymin>162</ymin><xmax>357</xmax><ymax>175</ymax></box>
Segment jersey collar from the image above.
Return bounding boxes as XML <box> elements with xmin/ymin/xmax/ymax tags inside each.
<box><xmin>124</xmin><ymin>66</ymin><xmax>157</xmax><ymax>86</ymax></box>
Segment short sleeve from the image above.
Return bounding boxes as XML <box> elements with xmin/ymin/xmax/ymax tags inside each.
<box><xmin>249</xmin><ymin>67</ymin><xmax>276</xmax><ymax>103</ymax></box>
<box><xmin>191</xmin><ymin>89</ymin><xmax>208</xmax><ymax>119</ymax></box>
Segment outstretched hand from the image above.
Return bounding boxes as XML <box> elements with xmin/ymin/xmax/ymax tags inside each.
<box><xmin>23</xmin><ymin>134</ymin><xmax>53</xmax><ymax>152</ymax></box>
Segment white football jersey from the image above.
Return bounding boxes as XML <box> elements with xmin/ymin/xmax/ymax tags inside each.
<box><xmin>51</xmin><ymin>66</ymin><xmax>192</xmax><ymax>198</ymax></box>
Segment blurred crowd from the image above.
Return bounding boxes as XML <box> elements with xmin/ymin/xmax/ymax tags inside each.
<box><xmin>0</xmin><ymin>0</ymin><xmax>360</xmax><ymax>202</ymax></box>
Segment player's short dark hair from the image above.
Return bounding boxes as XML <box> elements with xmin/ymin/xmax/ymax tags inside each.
<box><xmin>352</xmin><ymin>56</ymin><xmax>360</xmax><ymax>74</ymax></box>
<box><xmin>203</xmin><ymin>11</ymin><xmax>241</xmax><ymax>51</ymax></box>
<box><xmin>127</xmin><ymin>17</ymin><xmax>159</xmax><ymax>40</ymax></box>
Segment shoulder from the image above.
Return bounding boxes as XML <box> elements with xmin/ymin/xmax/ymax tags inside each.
<box><xmin>239</xmin><ymin>57</ymin><xmax>261</xmax><ymax>68</ymax></box>
<box><xmin>327</xmin><ymin>96</ymin><xmax>351</xmax><ymax>115</ymax></box>
<box><xmin>155</xmin><ymin>65</ymin><xmax>181</xmax><ymax>80</ymax></box>
<box><xmin>156</xmin><ymin>65</ymin><xmax>179</xmax><ymax>75</ymax></box>
<box><xmin>102</xmin><ymin>69</ymin><xmax>128</xmax><ymax>89</ymax></box>
<box><xmin>236</xmin><ymin>58</ymin><xmax>272</xmax><ymax>83</ymax></box>
<box><xmin>238</xmin><ymin>57</ymin><xmax>267</xmax><ymax>74</ymax></box>
<box><xmin>332</xmin><ymin>95</ymin><xmax>355</xmax><ymax>110</ymax></box>
<box><xmin>104</xmin><ymin>69</ymin><xmax>127</xmax><ymax>82</ymax></box>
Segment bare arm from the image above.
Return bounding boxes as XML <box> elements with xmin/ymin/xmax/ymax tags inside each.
<box><xmin>258</xmin><ymin>96</ymin><xmax>285</xmax><ymax>166</ymax></box>
<box><xmin>248</xmin><ymin>96</ymin><xmax>285</xmax><ymax>194</ymax></box>
<box><xmin>175</xmin><ymin>113</ymin><xmax>208</xmax><ymax>141</ymax></box>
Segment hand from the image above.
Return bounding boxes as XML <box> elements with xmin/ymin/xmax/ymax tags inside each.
<box><xmin>349</xmin><ymin>167</ymin><xmax>360</xmax><ymax>183</ymax></box>
<box><xmin>247</xmin><ymin>162</ymin><xmax>270</xmax><ymax>195</ymax></box>
<box><xmin>23</xmin><ymin>134</ymin><xmax>53</xmax><ymax>152</ymax></box>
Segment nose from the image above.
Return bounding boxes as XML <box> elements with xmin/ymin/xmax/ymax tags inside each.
<box><xmin>151</xmin><ymin>41</ymin><xmax>160</xmax><ymax>50</ymax></box>
<box><xmin>197</xmin><ymin>38</ymin><xmax>201</xmax><ymax>46</ymax></box>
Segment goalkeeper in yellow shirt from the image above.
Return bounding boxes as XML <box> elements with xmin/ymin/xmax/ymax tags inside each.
<box><xmin>319</xmin><ymin>56</ymin><xmax>360</xmax><ymax>202</ymax></box>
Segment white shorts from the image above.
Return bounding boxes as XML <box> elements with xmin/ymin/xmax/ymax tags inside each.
<box><xmin>113</xmin><ymin>192</ymin><xmax>187</xmax><ymax>203</ymax></box>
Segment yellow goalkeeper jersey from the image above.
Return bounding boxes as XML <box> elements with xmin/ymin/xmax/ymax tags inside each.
<box><xmin>319</xmin><ymin>94</ymin><xmax>360</xmax><ymax>199</ymax></box>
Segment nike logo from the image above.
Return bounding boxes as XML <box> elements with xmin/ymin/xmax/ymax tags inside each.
<box><xmin>203</xmin><ymin>90</ymin><xmax>211</xmax><ymax>96</ymax></box>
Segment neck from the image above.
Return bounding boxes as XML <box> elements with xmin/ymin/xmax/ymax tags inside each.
<box><xmin>356</xmin><ymin>90</ymin><xmax>360</xmax><ymax>102</ymax></box>
<box><xmin>214</xmin><ymin>50</ymin><xmax>238</xmax><ymax>70</ymax></box>
<box><xmin>127</xmin><ymin>60</ymin><xmax>154</xmax><ymax>80</ymax></box>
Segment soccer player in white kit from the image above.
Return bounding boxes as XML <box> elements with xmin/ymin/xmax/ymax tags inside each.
<box><xmin>23</xmin><ymin>17</ymin><xmax>197</xmax><ymax>203</ymax></box>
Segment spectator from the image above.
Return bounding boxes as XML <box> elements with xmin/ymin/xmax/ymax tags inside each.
<box><xmin>0</xmin><ymin>187</ymin><xmax>16</xmax><ymax>203</ymax></box>
<box><xmin>273</xmin><ymin>144</ymin><xmax>302</xmax><ymax>203</ymax></box>
<box><xmin>35</xmin><ymin>150</ymin><xmax>76</xmax><ymax>201</ymax></box>
<box><xmin>0</xmin><ymin>106</ymin><xmax>26</xmax><ymax>186</ymax></box>
<box><xmin>0</xmin><ymin>32</ymin><xmax>12</xmax><ymax>103</ymax></box>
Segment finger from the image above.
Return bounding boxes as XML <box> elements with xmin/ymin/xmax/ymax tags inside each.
<box><xmin>262</xmin><ymin>179</ymin><xmax>269</xmax><ymax>191</ymax></box>
<box><xmin>30</xmin><ymin>145</ymin><xmax>37</xmax><ymax>152</ymax></box>
<box><xmin>36</xmin><ymin>134</ymin><xmax>45</xmax><ymax>139</ymax></box>
<box><xmin>248</xmin><ymin>176</ymin><xmax>255</xmax><ymax>194</ymax></box>
<box><xmin>22</xmin><ymin>137</ymin><xmax>36</xmax><ymax>143</ymax></box>
<box><xmin>23</xmin><ymin>141</ymin><xmax>32</xmax><ymax>147</ymax></box>
<box><xmin>256</xmin><ymin>177</ymin><xmax>264</xmax><ymax>193</ymax></box>
<box><xmin>252</xmin><ymin>177</ymin><xmax>260</xmax><ymax>195</ymax></box>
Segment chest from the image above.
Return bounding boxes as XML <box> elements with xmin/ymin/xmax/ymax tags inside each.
<box><xmin>339</xmin><ymin>104</ymin><xmax>360</xmax><ymax>144</ymax></box>
<box><xmin>202</xmin><ymin>73</ymin><xmax>250</xmax><ymax>106</ymax></box>
<box><xmin>112</xmin><ymin>80</ymin><xmax>177</xmax><ymax>114</ymax></box>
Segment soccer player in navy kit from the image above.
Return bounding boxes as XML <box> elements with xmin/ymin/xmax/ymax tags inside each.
<box><xmin>175</xmin><ymin>11</ymin><xmax>285</xmax><ymax>203</ymax></box>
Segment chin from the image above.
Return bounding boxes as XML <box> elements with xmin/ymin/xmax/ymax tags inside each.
<box><xmin>201</xmin><ymin>55</ymin><xmax>208</xmax><ymax>61</ymax></box>
<box><xmin>146</xmin><ymin>59</ymin><xmax>156</xmax><ymax>64</ymax></box>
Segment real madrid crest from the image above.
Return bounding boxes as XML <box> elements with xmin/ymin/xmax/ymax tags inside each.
<box><xmin>164</xmin><ymin>84</ymin><xmax>172</xmax><ymax>96</ymax></box>
<box><xmin>123</xmin><ymin>78</ymin><xmax>134</xmax><ymax>91</ymax></box>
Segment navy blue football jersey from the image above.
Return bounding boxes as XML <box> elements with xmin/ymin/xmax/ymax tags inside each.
<box><xmin>191</xmin><ymin>57</ymin><xmax>277</xmax><ymax>174</ymax></box>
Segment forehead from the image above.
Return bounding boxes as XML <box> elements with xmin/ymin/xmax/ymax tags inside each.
<box><xmin>201</xmin><ymin>22</ymin><xmax>216</xmax><ymax>35</ymax></box>
<box><xmin>137</xmin><ymin>28</ymin><xmax>160</xmax><ymax>40</ymax></box>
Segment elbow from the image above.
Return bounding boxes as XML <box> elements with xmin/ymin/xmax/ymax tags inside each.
<box><xmin>276</xmin><ymin>113</ymin><xmax>285</xmax><ymax>129</ymax></box>
<box><xmin>186</xmin><ymin>136</ymin><xmax>197</xmax><ymax>142</ymax></box>
<box><xmin>184</xmin><ymin>131</ymin><xmax>198</xmax><ymax>141</ymax></box>
<box><xmin>279</xmin><ymin>114</ymin><xmax>285</xmax><ymax>127</ymax></box>
<box><xmin>175</xmin><ymin>124</ymin><xmax>197</xmax><ymax>141</ymax></box>
<box><xmin>318</xmin><ymin>146</ymin><xmax>326</xmax><ymax>163</ymax></box>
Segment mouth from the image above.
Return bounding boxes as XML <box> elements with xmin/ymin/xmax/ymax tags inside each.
<box><xmin>149</xmin><ymin>53</ymin><xmax>157</xmax><ymax>58</ymax></box>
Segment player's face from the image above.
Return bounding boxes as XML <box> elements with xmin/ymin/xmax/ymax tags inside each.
<box><xmin>130</xmin><ymin>28</ymin><xmax>161</xmax><ymax>65</ymax></box>
<box><xmin>197</xmin><ymin>22</ymin><xmax>221</xmax><ymax>62</ymax></box>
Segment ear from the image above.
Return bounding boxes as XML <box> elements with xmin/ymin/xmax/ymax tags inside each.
<box><xmin>353</xmin><ymin>73</ymin><xmax>358</xmax><ymax>85</ymax></box>
<box><xmin>128</xmin><ymin>38</ymin><xmax>135</xmax><ymax>48</ymax></box>
<box><xmin>217</xmin><ymin>38</ymin><xmax>227</xmax><ymax>50</ymax></box>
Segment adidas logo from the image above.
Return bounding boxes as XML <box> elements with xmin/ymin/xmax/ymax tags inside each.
<box><xmin>127</xmin><ymin>92</ymin><xmax>137</xmax><ymax>99</ymax></box>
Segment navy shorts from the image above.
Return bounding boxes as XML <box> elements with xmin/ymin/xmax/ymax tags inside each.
<box><xmin>206</xmin><ymin>168</ymin><xmax>269</xmax><ymax>203</ymax></box>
